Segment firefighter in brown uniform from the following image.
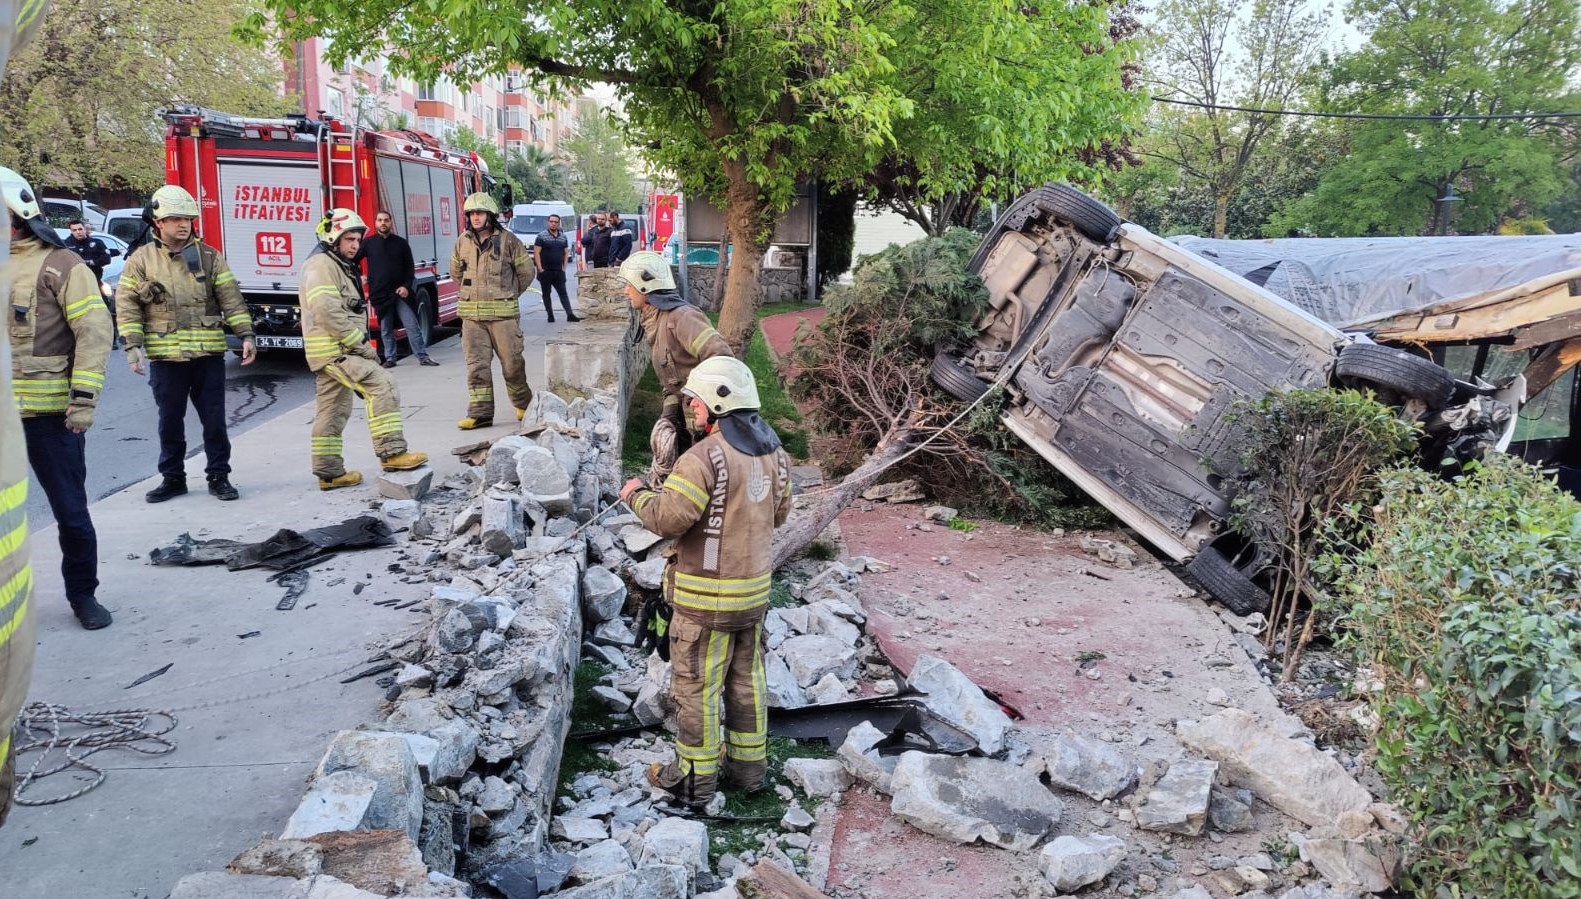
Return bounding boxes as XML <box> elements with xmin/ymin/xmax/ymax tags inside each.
<box><xmin>620</xmin><ymin>356</ymin><xmax>793</xmax><ymax>807</ymax></box>
<box><xmin>4</xmin><ymin>166</ymin><xmax>113</xmax><ymax>630</ymax></box>
<box><xmin>300</xmin><ymin>209</ymin><xmax>428</xmax><ymax>488</ymax></box>
<box><xmin>117</xmin><ymin>184</ymin><xmax>256</xmax><ymax>502</ymax></box>
<box><xmin>450</xmin><ymin>192</ymin><xmax>533</xmax><ymax>429</ymax></box>
<box><xmin>617</xmin><ymin>251</ymin><xmax>733</xmax><ymax>478</ymax></box>
<box><xmin>1</xmin><ymin>0</ymin><xmax>51</xmax><ymax>828</ymax></box>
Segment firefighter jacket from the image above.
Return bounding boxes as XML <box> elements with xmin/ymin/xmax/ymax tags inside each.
<box><xmin>300</xmin><ymin>248</ymin><xmax>376</xmax><ymax>373</ymax></box>
<box><xmin>631</xmin><ymin>429</ymin><xmax>793</xmax><ymax>631</ymax></box>
<box><xmin>7</xmin><ymin>237</ymin><xmax>112</xmax><ymax>424</ymax></box>
<box><xmin>0</xmin><ymin>299</ymin><xmax>37</xmax><ymax>829</ymax></box>
<box><xmin>641</xmin><ymin>302</ymin><xmax>733</xmax><ymax>403</ymax></box>
<box><xmin>117</xmin><ymin>237</ymin><xmax>253</xmax><ymax>360</ymax></box>
<box><xmin>450</xmin><ymin>227</ymin><xmax>533</xmax><ymax>320</ymax></box>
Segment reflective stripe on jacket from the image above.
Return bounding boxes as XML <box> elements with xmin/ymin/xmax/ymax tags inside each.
<box><xmin>300</xmin><ymin>250</ymin><xmax>376</xmax><ymax>372</ymax></box>
<box><xmin>7</xmin><ymin>239</ymin><xmax>112</xmax><ymax>416</ymax></box>
<box><xmin>0</xmin><ymin>332</ymin><xmax>38</xmax><ymax>826</ymax></box>
<box><xmin>632</xmin><ymin>430</ymin><xmax>793</xmax><ymax>630</ymax></box>
<box><xmin>117</xmin><ymin>238</ymin><xmax>252</xmax><ymax>360</ymax></box>
<box><xmin>450</xmin><ymin>228</ymin><xmax>532</xmax><ymax>320</ymax></box>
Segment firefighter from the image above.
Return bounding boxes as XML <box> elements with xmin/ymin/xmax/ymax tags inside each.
<box><xmin>117</xmin><ymin>184</ymin><xmax>256</xmax><ymax>503</ymax></box>
<box><xmin>618</xmin><ymin>250</ymin><xmax>733</xmax><ymax>478</ymax></box>
<box><xmin>301</xmin><ymin>209</ymin><xmax>428</xmax><ymax>488</ymax></box>
<box><xmin>3</xmin><ymin>0</ymin><xmax>53</xmax><ymax>827</ymax></box>
<box><xmin>449</xmin><ymin>192</ymin><xmax>533</xmax><ymax>430</ymax></box>
<box><xmin>619</xmin><ymin>356</ymin><xmax>793</xmax><ymax>807</ymax></box>
<box><xmin>4</xmin><ymin>166</ymin><xmax>113</xmax><ymax>630</ymax></box>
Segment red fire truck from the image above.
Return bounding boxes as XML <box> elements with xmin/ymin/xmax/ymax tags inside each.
<box><xmin>162</xmin><ymin>106</ymin><xmax>498</xmax><ymax>352</ymax></box>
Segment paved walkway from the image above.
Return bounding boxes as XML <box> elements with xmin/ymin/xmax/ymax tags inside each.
<box><xmin>0</xmin><ymin>304</ymin><xmax>578</xmax><ymax>897</ymax></box>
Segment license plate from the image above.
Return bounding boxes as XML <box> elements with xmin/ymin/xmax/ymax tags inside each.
<box><xmin>255</xmin><ymin>336</ymin><xmax>304</xmax><ymax>349</ymax></box>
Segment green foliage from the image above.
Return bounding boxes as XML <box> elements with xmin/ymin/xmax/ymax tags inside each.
<box><xmin>815</xmin><ymin>187</ymin><xmax>859</xmax><ymax>291</ymax></box>
<box><xmin>818</xmin><ymin>228</ymin><xmax>989</xmax><ymax>351</ymax></box>
<box><xmin>562</xmin><ymin>105</ymin><xmax>639</xmax><ymax>215</ymax></box>
<box><xmin>1334</xmin><ymin>455</ymin><xmax>1581</xmax><ymax>897</ymax></box>
<box><xmin>708</xmin><ymin>736</ymin><xmax>832</xmax><ymax>866</ymax></box>
<box><xmin>556</xmin><ymin>660</ymin><xmax>621</xmax><ymax>800</ymax></box>
<box><xmin>2</xmin><ymin>0</ymin><xmax>291</xmax><ymax>191</ymax></box>
<box><xmin>1272</xmin><ymin>0</ymin><xmax>1581</xmax><ymax>236</ymax></box>
<box><xmin>508</xmin><ymin>144</ymin><xmax>572</xmax><ymax>205</ymax></box>
<box><xmin>1226</xmin><ymin>389</ymin><xmax>1418</xmax><ymax>677</ymax></box>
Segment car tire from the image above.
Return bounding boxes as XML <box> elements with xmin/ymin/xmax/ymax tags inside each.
<box><xmin>415</xmin><ymin>289</ymin><xmax>436</xmax><ymax>347</ymax></box>
<box><xmin>930</xmin><ymin>352</ymin><xmax>991</xmax><ymax>403</ymax></box>
<box><xmin>1041</xmin><ymin>183</ymin><xmax>1123</xmax><ymax>243</ymax></box>
<box><xmin>1187</xmin><ymin>545</ymin><xmax>1271</xmax><ymax>616</ymax></box>
<box><xmin>1335</xmin><ymin>343</ymin><xmax>1455</xmax><ymax>408</ymax></box>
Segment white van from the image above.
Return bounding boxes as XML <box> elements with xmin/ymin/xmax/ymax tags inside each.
<box><xmin>508</xmin><ymin>201</ymin><xmax>577</xmax><ymax>248</ymax></box>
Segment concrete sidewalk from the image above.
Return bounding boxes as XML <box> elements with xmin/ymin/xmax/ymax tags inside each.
<box><xmin>0</xmin><ymin>310</ymin><xmax>574</xmax><ymax>897</ymax></box>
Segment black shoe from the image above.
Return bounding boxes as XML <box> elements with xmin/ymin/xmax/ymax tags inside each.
<box><xmin>566</xmin><ymin>313</ymin><xmax>582</xmax><ymax>322</ymax></box>
<box><xmin>546</xmin><ymin>313</ymin><xmax>556</xmax><ymax>323</ymax></box>
<box><xmin>145</xmin><ymin>478</ymin><xmax>187</xmax><ymax>503</ymax></box>
<box><xmin>382</xmin><ymin>359</ymin><xmax>397</xmax><ymax>368</ymax></box>
<box><xmin>70</xmin><ymin>598</ymin><xmax>113</xmax><ymax>630</ymax></box>
<box><xmin>208</xmin><ymin>476</ymin><xmax>239</xmax><ymax>501</ymax></box>
<box><xmin>419</xmin><ymin>356</ymin><xmax>440</xmax><ymax>367</ymax></box>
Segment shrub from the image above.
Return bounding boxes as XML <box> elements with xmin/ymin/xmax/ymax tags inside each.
<box><xmin>1336</xmin><ymin>455</ymin><xmax>1581</xmax><ymax>898</ymax></box>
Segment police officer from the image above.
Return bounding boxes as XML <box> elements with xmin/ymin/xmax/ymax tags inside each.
<box><xmin>300</xmin><ymin>209</ymin><xmax>428</xmax><ymax>489</ymax></box>
<box><xmin>3</xmin><ymin>0</ymin><xmax>56</xmax><ymax>827</ymax></box>
<box><xmin>620</xmin><ymin>357</ymin><xmax>793</xmax><ymax>807</ymax></box>
<box><xmin>117</xmin><ymin>185</ymin><xmax>256</xmax><ymax>502</ymax></box>
<box><xmin>618</xmin><ymin>250</ymin><xmax>733</xmax><ymax>478</ymax></box>
<box><xmin>449</xmin><ymin>192</ymin><xmax>534</xmax><ymax>430</ymax></box>
<box><xmin>4</xmin><ymin>166</ymin><xmax>113</xmax><ymax>630</ymax></box>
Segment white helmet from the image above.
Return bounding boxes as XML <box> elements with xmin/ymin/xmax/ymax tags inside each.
<box><xmin>1</xmin><ymin>165</ymin><xmax>63</xmax><ymax>246</ymax></box>
<box><xmin>618</xmin><ymin>250</ymin><xmax>676</xmax><ymax>294</ymax></box>
<box><xmin>683</xmin><ymin>355</ymin><xmax>758</xmax><ymax>416</ymax></box>
<box><xmin>150</xmin><ymin>185</ymin><xmax>200</xmax><ymax>220</ymax></box>
<box><xmin>317</xmin><ymin>207</ymin><xmax>367</xmax><ymax>245</ymax></box>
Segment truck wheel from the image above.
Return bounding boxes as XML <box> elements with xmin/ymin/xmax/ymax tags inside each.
<box><xmin>1041</xmin><ymin>184</ymin><xmax>1123</xmax><ymax>243</ymax></box>
<box><xmin>1335</xmin><ymin>343</ymin><xmax>1455</xmax><ymax>408</ymax></box>
<box><xmin>416</xmin><ymin>289</ymin><xmax>436</xmax><ymax>347</ymax></box>
<box><xmin>1186</xmin><ymin>545</ymin><xmax>1271</xmax><ymax>616</ymax></box>
<box><xmin>931</xmin><ymin>351</ymin><xmax>991</xmax><ymax>403</ymax></box>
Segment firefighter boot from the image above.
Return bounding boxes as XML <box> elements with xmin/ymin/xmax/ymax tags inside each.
<box><xmin>457</xmin><ymin>417</ymin><xmax>491</xmax><ymax>430</ymax></box>
<box><xmin>515</xmin><ymin>407</ymin><xmax>527</xmax><ymax>422</ymax></box>
<box><xmin>381</xmin><ymin>452</ymin><xmax>429</xmax><ymax>472</ymax></box>
<box><xmin>319</xmin><ymin>472</ymin><xmax>363</xmax><ymax>491</ymax></box>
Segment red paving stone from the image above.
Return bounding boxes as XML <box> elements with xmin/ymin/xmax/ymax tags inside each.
<box><xmin>759</xmin><ymin>307</ymin><xmax>827</xmax><ymax>379</ymax></box>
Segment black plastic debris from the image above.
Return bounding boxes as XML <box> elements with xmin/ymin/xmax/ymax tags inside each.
<box><xmin>275</xmin><ymin>569</ymin><xmax>310</xmax><ymax>611</ymax></box>
<box><xmin>483</xmin><ymin>851</ymin><xmax>575</xmax><ymax>899</ymax></box>
<box><xmin>125</xmin><ymin>663</ymin><xmax>173</xmax><ymax>689</ymax></box>
<box><xmin>149</xmin><ymin>516</ymin><xmax>395</xmax><ymax>572</ymax></box>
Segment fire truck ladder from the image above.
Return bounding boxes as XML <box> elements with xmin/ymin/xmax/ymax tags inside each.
<box><xmin>322</xmin><ymin>127</ymin><xmax>358</xmax><ymax>214</ymax></box>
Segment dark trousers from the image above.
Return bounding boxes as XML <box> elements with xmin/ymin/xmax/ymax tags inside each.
<box><xmin>539</xmin><ymin>270</ymin><xmax>573</xmax><ymax>316</ymax></box>
<box><xmin>22</xmin><ymin>415</ymin><xmax>99</xmax><ymax>605</ymax></box>
<box><xmin>376</xmin><ymin>296</ymin><xmax>428</xmax><ymax>360</ymax></box>
<box><xmin>149</xmin><ymin>356</ymin><xmax>230</xmax><ymax>480</ymax></box>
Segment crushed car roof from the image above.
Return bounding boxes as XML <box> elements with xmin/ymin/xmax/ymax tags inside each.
<box><xmin>1171</xmin><ymin>234</ymin><xmax>1581</xmax><ymax>330</ymax></box>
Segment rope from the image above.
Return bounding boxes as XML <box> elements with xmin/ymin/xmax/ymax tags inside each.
<box><xmin>11</xmin><ymin>703</ymin><xmax>178</xmax><ymax>806</ymax></box>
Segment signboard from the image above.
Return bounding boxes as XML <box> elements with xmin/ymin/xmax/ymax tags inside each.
<box><xmin>652</xmin><ymin>193</ymin><xmax>678</xmax><ymax>249</ymax></box>
<box><xmin>685</xmin><ymin>182</ymin><xmax>815</xmax><ymax>246</ymax></box>
<box><xmin>216</xmin><ymin>159</ymin><xmax>321</xmax><ymax>294</ymax></box>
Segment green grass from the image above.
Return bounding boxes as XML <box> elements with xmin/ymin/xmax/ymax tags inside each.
<box><xmin>708</xmin><ymin>736</ymin><xmax>834</xmax><ymax>866</ymax></box>
<box><xmin>556</xmin><ymin>660</ymin><xmax>622</xmax><ymax>801</ymax></box>
<box><xmin>755</xmin><ymin>300</ymin><xmax>819</xmax><ymax>319</ymax></box>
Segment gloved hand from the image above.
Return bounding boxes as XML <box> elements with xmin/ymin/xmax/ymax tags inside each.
<box><xmin>65</xmin><ymin>403</ymin><xmax>94</xmax><ymax>433</ymax></box>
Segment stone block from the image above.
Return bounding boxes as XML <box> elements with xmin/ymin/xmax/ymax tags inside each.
<box><xmin>780</xmin><ymin>634</ymin><xmax>858</xmax><ymax>688</ymax></box>
<box><xmin>582</xmin><ymin>566</ymin><xmax>628</xmax><ymax>622</ymax></box>
<box><xmin>227</xmin><ymin>838</ymin><xmax>325</xmax><ymax>879</ymax></box>
<box><xmin>553</xmin><ymin>863</ymin><xmax>688</xmax><ymax>899</ymax></box>
<box><xmin>908</xmin><ymin>654</ymin><xmax>1011</xmax><ymax>756</ymax></box>
<box><xmin>570</xmin><ymin>840</ymin><xmax>633</xmax><ymax>883</ymax></box>
<box><xmin>304</xmin><ymin>829</ymin><xmax>430</xmax><ymax>896</ymax></box>
<box><xmin>1045</xmin><ymin>734</ymin><xmax>1137</xmax><ymax>800</ymax></box>
<box><xmin>1039</xmin><ymin>833</ymin><xmax>1127</xmax><ymax>892</ymax></box>
<box><xmin>838</xmin><ymin>719</ymin><xmax>897</xmax><ymax>793</ymax></box>
<box><xmin>480</xmin><ymin>492</ymin><xmax>527</xmax><ymax>556</ymax></box>
<box><xmin>486</xmin><ymin>436</ymin><xmax>530</xmax><ymax>484</ymax></box>
<box><xmin>639</xmin><ymin>817</ymin><xmax>708</xmax><ymax>888</ymax></box>
<box><xmin>1137</xmin><ymin>758</ymin><xmax>1218</xmax><ymax>836</ymax></box>
<box><xmin>377</xmin><ymin>466</ymin><xmax>433</xmax><ymax>500</ymax></box>
<box><xmin>380</xmin><ymin>500</ymin><xmax>421</xmax><ymax>532</ymax></box>
<box><xmin>314</xmin><ymin>730</ymin><xmax>425</xmax><ymax>842</ymax></box>
<box><xmin>280</xmin><ymin>771</ymin><xmax>377</xmax><ymax>839</ymax></box>
<box><xmin>889</xmin><ymin>752</ymin><xmax>1062</xmax><ymax>850</ymax></box>
<box><xmin>168</xmin><ymin>872</ymin><xmax>303</xmax><ymax>899</ymax></box>
<box><xmin>783</xmin><ymin>757</ymin><xmax>853</xmax><ymax>798</ymax></box>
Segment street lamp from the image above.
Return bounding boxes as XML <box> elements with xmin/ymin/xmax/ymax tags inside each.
<box><xmin>1434</xmin><ymin>182</ymin><xmax>1463</xmax><ymax>236</ymax></box>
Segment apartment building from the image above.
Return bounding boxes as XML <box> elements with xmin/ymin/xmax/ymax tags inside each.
<box><xmin>285</xmin><ymin>38</ymin><xmax>578</xmax><ymax>158</ymax></box>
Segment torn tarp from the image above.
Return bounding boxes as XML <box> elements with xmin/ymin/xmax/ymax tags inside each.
<box><xmin>149</xmin><ymin>516</ymin><xmax>395</xmax><ymax>571</ymax></box>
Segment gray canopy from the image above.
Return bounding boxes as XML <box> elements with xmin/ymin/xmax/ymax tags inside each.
<box><xmin>1171</xmin><ymin>234</ymin><xmax>1581</xmax><ymax>329</ymax></box>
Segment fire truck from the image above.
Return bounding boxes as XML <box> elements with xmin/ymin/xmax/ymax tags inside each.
<box><xmin>162</xmin><ymin>106</ymin><xmax>499</xmax><ymax>352</ymax></box>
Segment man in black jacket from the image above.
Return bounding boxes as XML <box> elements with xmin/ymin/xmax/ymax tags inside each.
<box><xmin>65</xmin><ymin>219</ymin><xmax>113</xmax><ymax>280</ymax></box>
<box><xmin>608</xmin><ymin>215</ymin><xmax>634</xmax><ymax>264</ymax></box>
<box><xmin>360</xmin><ymin>211</ymin><xmax>436</xmax><ymax>367</ymax></box>
<box><xmin>579</xmin><ymin>211</ymin><xmax>613</xmax><ymax>269</ymax></box>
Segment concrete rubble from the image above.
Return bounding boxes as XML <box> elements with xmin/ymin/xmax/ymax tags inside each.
<box><xmin>888</xmin><ymin>751</ymin><xmax>1063</xmax><ymax>850</ymax></box>
<box><xmin>1039</xmin><ymin>833</ymin><xmax>1127</xmax><ymax>891</ymax></box>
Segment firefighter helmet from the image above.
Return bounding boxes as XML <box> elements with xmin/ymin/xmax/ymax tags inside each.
<box><xmin>1</xmin><ymin>165</ymin><xmax>64</xmax><ymax>246</ymax></box>
<box><xmin>317</xmin><ymin>208</ymin><xmax>367</xmax><ymax>245</ymax></box>
<box><xmin>618</xmin><ymin>250</ymin><xmax>676</xmax><ymax>294</ymax></box>
<box><xmin>463</xmin><ymin>192</ymin><xmax>500</xmax><ymax>216</ymax></box>
<box><xmin>683</xmin><ymin>356</ymin><xmax>759</xmax><ymax>416</ymax></box>
<box><xmin>150</xmin><ymin>185</ymin><xmax>200</xmax><ymax>220</ymax></box>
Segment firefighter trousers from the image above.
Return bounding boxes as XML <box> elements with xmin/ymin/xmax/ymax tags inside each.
<box><xmin>653</xmin><ymin>613</ymin><xmax>768</xmax><ymax>804</ymax></box>
<box><xmin>461</xmin><ymin>317</ymin><xmax>532</xmax><ymax>420</ymax></box>
<box><xmin>311</xmin><ymin>356</ymin><xmax>407</xmax><ymax>479</ymax></box>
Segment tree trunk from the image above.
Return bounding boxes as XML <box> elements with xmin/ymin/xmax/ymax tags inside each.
<box><xmin>1213</xmin><ymin>191</ymin><xmax>1229</xmax><ymax>239</ymax></box>
<box><xmin>772</xmin><ymin>427</ymin><xmax>916</xmax><ymax>571</ymax></box>
<box><xmin>715</xmin><ymin>159</ymin><xmax>770</xmax><ymax>356</ymax></box>
<box><xmin>709</xmin><ymin>238</ymin><xmax>729</xmax><ymax>312</ymax></box>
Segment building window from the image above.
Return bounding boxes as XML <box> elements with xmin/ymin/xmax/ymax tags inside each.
<box><xmin>417</xmin><ymin>83</ymin><xmax>435</xmax><ymax>101</ymax></box>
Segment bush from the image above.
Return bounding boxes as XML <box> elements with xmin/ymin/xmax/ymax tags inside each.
<box><xmin>1336</xmin><ymin>455</ymin><xmax>1581</xmax><ymax>898</ymax></box>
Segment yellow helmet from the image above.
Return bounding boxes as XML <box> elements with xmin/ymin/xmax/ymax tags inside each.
<box><xmin>317</xmin><ymin>207</ymin><xmax>367</xmax><ymax>245</ymax></box>
<box><xmin>463</xmin><ymin>192</ymin><xmax>500</xmax><ymax>216</ymax></box>
<box><xmin>0</xmin><ymin>164</ymin><xmax>62</xmax><ymax>245</ymax></box>
<box><xmin>618</xmin><ymin>250</ymin><xmax>676</xmax><ymax>294</ymax></box>
<box><xmin>683</xmin><ymin>355</ymin><xmax>758</xmax><ymax>416</ymax></box>
<box><xmin>150</xmin><ymin>185</ymin><xmax>199</xmax><ymax>220</ymax></box>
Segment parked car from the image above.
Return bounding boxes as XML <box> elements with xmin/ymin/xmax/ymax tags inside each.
<box><xmin>102</xmin><ymin>207</ymin><xmax>150</xmax><ymax>246</ymax></box>
<box><xmin>933</xmin><ymin>184</ymin><xmax>1553</xmax><ymax>615</ymax></box>
<box><xmin>40</xmin><ymin>197</ymin><xmax>107</xmax><ymax>230</ymax></box>
<box><xmin>54</xmin><ymin>228</ymin><xmax>127</xmax><ymax>297</ymax></box>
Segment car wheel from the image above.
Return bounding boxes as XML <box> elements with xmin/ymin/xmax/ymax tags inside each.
<box><xmin>1041</xmin><ymin>183</ymin><xmax>1124</xmax><ymax>243</ymax></box>
<box><xmin>930</xmin><ymin>352</ymin><xmax>991</xmax><ymax>402</ymax></box>
<box><xmin>1335</xmin><ymin>343</ymin><xmax>1455</xmax><ymax>408</ymax></box>
<box><xmin>416</xmin><ymin>289</ymin><xmax>436</xmax><ymax>347</ymax></box>
<box><xmin>1186</xmin><ymin>545</ymin><xmax>1271</xmax><ymax>616</ymax></box>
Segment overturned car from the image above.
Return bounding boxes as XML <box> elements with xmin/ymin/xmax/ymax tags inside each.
<box><xmin>934</xmin><ymin>185</ymin><xmax>1581</xmax><ymax>614</ymax></box>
